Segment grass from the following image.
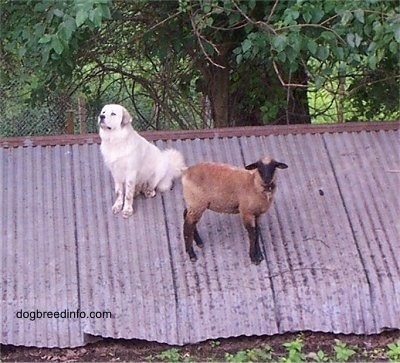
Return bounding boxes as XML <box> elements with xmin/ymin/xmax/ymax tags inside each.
<box><xmin>387</xmin><ymin>340</ymin><xmax>400</xmax><ymax>362</ymax></box>
<box><xmin>147</xmin><ymin>336</ymin><xmax>400</xmax><ymax>362</ymax></box>
<box><xmin>2</xmin><ymin>332</ymin><xmax>399</xmax><ymax>362</ymax></box>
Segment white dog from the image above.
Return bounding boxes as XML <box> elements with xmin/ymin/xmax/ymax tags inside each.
<box><xmin>98</xmin><ymin>104</ymin><xmax>186</xmax><ymax>218</ymax></box>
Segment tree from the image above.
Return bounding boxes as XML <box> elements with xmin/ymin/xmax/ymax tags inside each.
<box><xmin>1</xmin><ymin>0</ymin><xmax>399</xmax><ymax>134</ymax></box>
<box><xmin>1</xmin><ymin>0</ymin><xmax>206</xmax><ymax>130</ymax></box>
<box><xmin>186</xmin><ymin>0</ymin><xmax>400</xmax><ymax>124</ymax></box>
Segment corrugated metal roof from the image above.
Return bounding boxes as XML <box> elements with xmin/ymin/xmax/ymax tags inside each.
<box><xmin>1</xmin><ymin>123</ymin><xmax>399</xmax><ymax>348</ymax></box>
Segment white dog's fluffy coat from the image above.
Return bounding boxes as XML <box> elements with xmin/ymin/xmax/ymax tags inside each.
<box><xmin>98</xmin><ymin>104</ymin><xmax>186</xmax><ymax>218</ymax></box>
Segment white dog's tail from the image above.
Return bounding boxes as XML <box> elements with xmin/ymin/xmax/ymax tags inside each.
<box><xmin>162</xmin><ymin>148</ymin><xmax>186</xmax><ymax>178</ymax></box>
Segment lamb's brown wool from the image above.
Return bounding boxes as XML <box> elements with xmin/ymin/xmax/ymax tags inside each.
<box><xmin>182</xmin><ymin>157</ymin><xmax>288</xmax><ymax>265</ymax></box>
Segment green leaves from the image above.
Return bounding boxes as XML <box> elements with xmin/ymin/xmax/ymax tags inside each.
<box><xmin>271</xmin><ymin>34</ymin><xmax>287</xmax><ymax>53</ymax></box>
<box><xmin>75</xmin><ymin>9</ymin><xmax>88</xmax><ymax>27</ymax></box>
<box><xmin>58</xmin><ymin>16</ymin><xmax>76</xmax><ymax>41</ymax></box>
<box><xmin>75</xmin><ymin>1</ymin><xmax>110</xmax><ymax>28</ymax></box>
<box><xmin>316</xmin><ymin>46</ymin><xmax>329</xmax><ymax>61</ymax></box>
<box><xmin>306</xmin><ymin>38</ymin><xmax>318</xmax><ymax>55</ymax></box>
<box><xmin>51</xmin><ymin>35</ymin><xmax>64</xmax><ymax>55</ymax></box>
<box><xmin>241</xmin><ymin>38</ymin><xmax>252</xmax><ymax>53</ymax></box>
<box><xmin>387</xmin><ymin>340</ymin><xmax>400</xmax><ymax>362</ymax></box>
<box><xmin>334</xmin><ymin>340</ymin><xmax>357</xmax><ymax>362</ymax></box>
<box><xmin>282</xmin><ymin>337</ymin><xmax>305</xmax><ymax>362</ymax></box>
<box><xmin>38</xmin><ymin>34</ymin><xmax>52</xmax><ymax>44</ymax></box>
<box><xmin>346</xmin><ymin>33</ymin><xmax>362</xmax><ymax>48</ymax></box>
<box><xmin>393</xmin><ymin>16</ymin><xmax>400</xmax><ymax>42</ymax></box>
<box><xmin>2</xmin><ymin>0</ymin><xmax>399</xmax><ymax>127</ymax></box>
<box><xmin>353</xmin><ymin>9</ymin><xmax>364</xmax><ymax>24</ymax></box>
<box><xmin>340</xmin><ymin>10</ymin><xmax>353</xmax><ymax>26</ymax></box>
<box><xmin>283</xmin><ymin>8</ymin><xmax>300</xmax><ymax>25</ymax></box>
<box><xmin>301</xmin><ymin>5</ymin><xmax>324</xmax><ymax>24</ymax></box>
<box><xmin>40</xmin><ymin>1</ymin><xmax>110</xmax><ymax>60</ymax></box>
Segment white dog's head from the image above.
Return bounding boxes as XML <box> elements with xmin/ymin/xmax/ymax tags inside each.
<box><xmin>98</xmin><ymin>104</ymin><xmax>132</xmax><ymax>131</ymax></box>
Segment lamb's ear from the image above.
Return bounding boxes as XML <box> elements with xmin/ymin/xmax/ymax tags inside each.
<box><xmin>275</xmin><ymin>161</ymin><xmax>288</xmax><ymax>169</ymax></box>
<box><xmin>245</xmin><ymin>161</ymin><xmax>259</xmax><ymax>170</ymax></box>
<box><xmin>121</xmin><ymin>107</ymin><xmax>132</xmax><ymax>126</ymax></box>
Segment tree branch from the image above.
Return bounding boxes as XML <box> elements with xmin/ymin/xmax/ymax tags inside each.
<box><xmin>189</xmin><ymin>11</ymin><xmax>225</xmax><ymax>69</ymax></box>
<box><xmin>272</xmin><ymin>61</ymin><xmax>309</xmax><ymax>88</ymax></box>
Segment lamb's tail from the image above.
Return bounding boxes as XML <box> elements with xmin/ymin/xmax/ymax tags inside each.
<box><xmin>162</xmin><ymin>148</ymin><xmax>187</xmax><ymax>178</ymax></box>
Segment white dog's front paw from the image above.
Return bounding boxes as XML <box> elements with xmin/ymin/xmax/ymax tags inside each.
<box><xmin>122</xmin><ymin>206</ymin><xmax>134</xmax><ymax>218</ymax></box>
<box><xmin>112</xmin><ymin>201</ymin><xmax>123</xmax><ymax>214</ymax></box>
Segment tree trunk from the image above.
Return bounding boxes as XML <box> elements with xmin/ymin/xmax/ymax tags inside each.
<box><xmin>337</xmin><ymin>72</ymin><xmax>346</xmax><ymax>123</ymax></box>
<box><xmin>276</xmin><ymin>66</ymin><xmax>311</xmax><ymax>124</ymax></box>
<box><xmin>199</xmin><ymin>52</ymin><xmax>230</xmax><ymax>128</ymax></box>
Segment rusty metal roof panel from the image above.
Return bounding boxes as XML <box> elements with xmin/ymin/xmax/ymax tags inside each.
<box><xmin>323</xmin><ymin>130</ymin><xmax>400</xmax><ymax>330</ymax></box>
<box><xmin>159</xmin><ymin>137</ymin><xmax>281</xmax><ymax>343</ymax></box>
<box><xmin>69</xmin><ymin>143</ymin><xmax>180</xmax><ymax>343</ymax></box>
<box><xmin>1</xmin><ymin>145</ymin><xmax>83</xmax><ymax>348</ymax></box>
<box><xmin>1</xmin><ymin>126</ymin><xmax>399</xmax><ymax>348</ymax></box>
<box><xmin>223</xmin><ymin>133</ymin><xmax>374</xmax><ymax>335</ymax></box>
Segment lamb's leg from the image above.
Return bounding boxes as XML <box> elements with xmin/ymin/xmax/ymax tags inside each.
<box><xmin>193</xmin><ymin>228</ymin><xmax>203</xmax><ymax>248</ymax></box>
<box><xmin>122</xmin><ymin>178</ymin><xmax>136</xmax><ymax>218</ymax></box>
<box><xmin>112</xmin><ymin>182</ymin><xmax>124</xmax><ymax>214</ymax></box>
<box><xmin>183</xmin><ymin>208</ymin><xmax>203</xmax><ymax>261</ymax></box>
<box><xmin>184</xmin><ymin>209</ymin><xmax>203</xmax><ymax>247</ymax></box>
<box><xmin>242</xmin><ymin>214</ymin><xmax>264</xmax><ymax>265</ymax></box>
<box><xmin>253</xmin><ymin>218</ymin><xmax>264</xmax><ymax>263</ymax></box>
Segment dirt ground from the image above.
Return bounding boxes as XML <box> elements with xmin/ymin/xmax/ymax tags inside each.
<box><xmin>1</xmin><ymin>331</ymin><xmax>399</xmax><ymax>362</ymax></box>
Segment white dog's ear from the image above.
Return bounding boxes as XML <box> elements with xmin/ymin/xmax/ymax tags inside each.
<box><xmin>121</xmin><ymin>107</ymin><xmax>132</xmax><ymax>126</ymax></box>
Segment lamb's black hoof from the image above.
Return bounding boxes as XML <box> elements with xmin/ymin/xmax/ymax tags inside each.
<box><xmin>194</xmin><ymin>231</ymin><xmax>203</xmax><ymax>248</ymax></box>
<box><xmin>187</xmin><ymin>249</ymin><xmax>197</xmax><ymax>262</ymax></box>
<box><xmin>195</xmin><ymin>240</ymin><xmax>204</xmax><ymax>248</ymax></box>
<box><xmin>251</xmin><ymin>254</ymin><xmax>264</xmax><ymax>265</ymax></box>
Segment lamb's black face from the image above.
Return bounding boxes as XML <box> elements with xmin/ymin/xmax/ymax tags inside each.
<box><xmin>259</xmin><ymin>162</ymin><xmax>276</xmax><ymax>185</ymax></box>
<box><xmin>245</xmin><ymin>158</ymin><xmax>288</xmax><ymax>186</ymax></box>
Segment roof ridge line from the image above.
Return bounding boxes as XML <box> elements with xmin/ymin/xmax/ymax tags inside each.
<box><xmin>0</xmin><ymin>121</ymin><xmax>398</xmax><ymax>148</ymax></box>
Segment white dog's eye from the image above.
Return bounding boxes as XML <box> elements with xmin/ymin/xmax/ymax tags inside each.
<box><xmin>111</xmin><ymin>112</ymin><xmax>116</xmax><ymax>116</ymax></box>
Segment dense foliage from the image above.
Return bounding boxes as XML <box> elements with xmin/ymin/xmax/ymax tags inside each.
<box><xmin>1</xmin><ymin>0</ymin><xmax>399</xmax><ymax>134</ymax></box>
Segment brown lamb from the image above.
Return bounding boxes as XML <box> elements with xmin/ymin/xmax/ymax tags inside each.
<box><xmin>182</xmin><ymin>156</ymin><xmax>288</xmax><ymax>265</ymax></box>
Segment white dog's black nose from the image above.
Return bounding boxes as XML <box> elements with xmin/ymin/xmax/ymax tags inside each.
<box><xmin>99</xmin><ymin>114</ymin><xmax>111</xmax><ymax>130</ymax></box>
